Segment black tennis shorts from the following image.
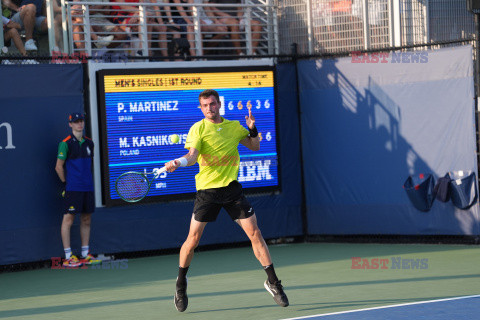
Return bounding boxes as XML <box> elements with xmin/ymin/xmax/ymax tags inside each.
<box><xmin>193</xmin><ymin>180</ymin><xmax>255</xmax><ymax>222</ymax></box>
<box><xmin>64</xmin><ymin>191</ymin><xmax>95</xmax><ymax>215</ymax></box>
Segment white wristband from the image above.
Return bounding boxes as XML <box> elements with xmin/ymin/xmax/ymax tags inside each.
<box><xmin>176</xmin><ymin>157</ymin><xmax>188</xmax><ymax>167</ymax></box>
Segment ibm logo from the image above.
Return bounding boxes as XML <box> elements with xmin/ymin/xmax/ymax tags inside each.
<box><xmin>0</xmin><ymin>122</ymin><xmax>15</xmax><ymax>150</ymax></box>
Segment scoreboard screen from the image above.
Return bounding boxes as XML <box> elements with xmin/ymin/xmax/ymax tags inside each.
<box><xmin>97</xmin><ymin>66</ymin><xmax>279</xmax><ymax>206</ymax></box>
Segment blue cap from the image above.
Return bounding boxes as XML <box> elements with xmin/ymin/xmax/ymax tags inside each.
<box><xmin>69</xmin><ymin>113</ymin><xmax>85</xmax><ymax>122</ymax></box>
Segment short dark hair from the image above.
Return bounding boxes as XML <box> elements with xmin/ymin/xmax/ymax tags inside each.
<box><xmin>199</xmin><ymin>89</ymin><xmax>220</xmax><ymax>103</ymax></box>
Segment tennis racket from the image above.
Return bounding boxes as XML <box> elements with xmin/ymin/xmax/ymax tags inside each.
<box><xmin>115</xmin><ymin>167</ymin><xmax>167</xmax><ymax>202</ymax></box>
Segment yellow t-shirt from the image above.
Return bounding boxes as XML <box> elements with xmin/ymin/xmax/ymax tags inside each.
<box><xmin>185</xmin><ymin>117</ymin><xmax>249</xmax><ymax>190</ymax></box>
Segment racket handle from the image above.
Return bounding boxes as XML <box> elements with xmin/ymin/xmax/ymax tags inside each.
<box><xmin>153</xmin><ymin>166</ymin><xmax>167</xmax><ymax>179</ymax></box>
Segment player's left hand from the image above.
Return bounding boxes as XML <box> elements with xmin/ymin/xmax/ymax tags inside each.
<box><xmin>245</xmin><ymin>103</ymin><xmax>255</xmax><ymax>129</ymax></box>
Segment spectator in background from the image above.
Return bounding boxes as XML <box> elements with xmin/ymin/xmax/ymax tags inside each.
<box><xmin>111</xmin><ymin>0</ymin><xmax>162</xmax><ymax>56</ymax></box>
<box><xmin>194</xmin><ymin>0</ymin><xmax>230</xmax><ymax>55</ymax></box>
<box><xmin>52</xmin><ymin>0</ymin><xmax>64</xmax><ymax>51</ymax></box>
<box><xmin>55</xmin><ymin>113</ymin><xmax>101</xmax><ymax>268</ymax></box>
<box><xmin>211</xmin><ymin>0</ymin><xmax>262</xmax><ymax>55</ymax></box>
<box><xmin>170</xmin><ymin>0</ymin><xmax>196</xmax><ymax>56</ymax></box>
<box><xmin>148</xmin><ymin>0</ymin><xmax>169</xmax><ymax>57</ymax></box>
<box><xmin>69</xmin><ymin>0</ymin><xmax>127</xmax><ymax>53</ymax></box>
<box><xmin>151</xmin><ymin>0</ymin><xmax>189</xmax><ymax>58</ymax></box>
<box><xmin>110</xmin><ymin>0</ymin><xmax>139</xmax><ymax>25</ymax></box>
<box><xmin>171</xmin><ymin>0</ymin><xmax>228</xmax><ymax>56</ymax></box>
<box><xmin>2</xmin><ymin>14</ymin><xmax>37</xmax><ymax>61</ymax></box>
<box><xmin>204</xmin><ymin>0</ymin><xmax>241</xmax><ymax>55</ymax></box>
<box><xmin>2</xmin><ymin>0</ymin><xmax>47</xmax><ymax>51</ymax></box>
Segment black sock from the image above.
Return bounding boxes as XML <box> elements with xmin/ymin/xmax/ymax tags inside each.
<box><xmin>177</xmin><ymin>266</ymin><xmax>189</xmax><ymax>289</ymax></box>
<box><xmin>263</xmin><ymin>264</ymin><xmax>279</xmax><ymax>284</ymax></box>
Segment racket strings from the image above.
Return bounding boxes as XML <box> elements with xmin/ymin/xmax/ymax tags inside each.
<box><xmin>116</xmin><ymin>173</ymin><xmax>150</xmax><ymax>202</ymax></box>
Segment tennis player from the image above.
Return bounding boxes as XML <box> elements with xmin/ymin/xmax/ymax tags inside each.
<box><xmin>164</xmin><ymin>89</ymin><xmax>289</xmax><ymax>311</ymax></box>
<box><xmin>55</xmin><ymin>113</ymin><xmax>100</xmax><ymax>268</ymax></box>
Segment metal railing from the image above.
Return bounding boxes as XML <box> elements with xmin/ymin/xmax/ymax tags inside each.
<box><xmin>0</xmin><ymin>0</ymin><xmax>476</xmax><ymax>59</ymax></box>
<box><xmin>277</xmin><ymin>0</ymin><xmax>392</xmax><ymax>54</ymax></box>
<box><xmin>276</xmin><ymin>0</ymin><xmax>476</xmax><ymax>55</ymax></box>
<box><xmin>49</xmin><ymin>1</ymin><xmax>279</xmax><ymax>58</ymax></box>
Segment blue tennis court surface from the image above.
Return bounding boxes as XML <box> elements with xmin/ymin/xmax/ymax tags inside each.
<box><xmin>282</xmin><ymin>295</ymin><xmax>480</xmax><ymax>320</ymax></box>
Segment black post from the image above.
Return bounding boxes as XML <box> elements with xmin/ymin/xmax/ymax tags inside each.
<box><xmin>475</xmin><ymin>14</ymin><xmax>480</xmax><ymax>242</ymax></box>
<box><xmin>475</xmin><ymin>14</ymin><xmax>480</xmax><ymax>98</ymax></box>
<box><xmin>291</xmin><ymin>43</ymin><xmax>309</xmax><ymax>239</ymax></box>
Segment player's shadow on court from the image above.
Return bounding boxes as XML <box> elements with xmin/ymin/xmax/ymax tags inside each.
<box><xmin>5</xmin><ymin>243</ymin><xmax>475</xmax><ymax>302</ymax></box>
<box><xmin>187</xmin><ymin>272</ymin><xmax>480</xmax><ymax>299</ymax></box>
<box><xmin>0</xmin><ymin>296</ymin><xmax>168</xmax><ymax>318</ymax></box>
<box><xmin>188</xmin><ymin>304</ymin><xmax>273</xmax><ymax>314</ymax></box>
<box><xmin>1</xmin><ymin>273</ymin><xmax>477</xmax><ymax>317</ymax></box>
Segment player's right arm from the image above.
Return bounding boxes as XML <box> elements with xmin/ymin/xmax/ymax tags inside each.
<box><xmin>55</xmin><ymin>158</ymin><xmax>66</xmax><ymax>183</ymax></box>
<box><xmin>55</xmin><ymin>141</ymin><xmax>68</xmax><ymax>183</ymax></box>
<box><xmin>165</xmin><ymin>147</ymin><xmax>199</xmax><ymax>172</ymax></box>
<box><xmin>164</xmin><ymin>121</ymin><xmax>202</xmax><ymax>172</ymax></box>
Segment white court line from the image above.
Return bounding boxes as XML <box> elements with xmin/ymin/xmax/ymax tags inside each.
<box><xmin>281</xmin><ymin>294</ymin><xmax>480</xmax><ymax>320</ymax></box>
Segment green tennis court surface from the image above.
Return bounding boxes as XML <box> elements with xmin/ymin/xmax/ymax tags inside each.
<box><xmin>1</xmin><ymin>242</ymin><xmax>479</xmax><ymax>319</ymax></box>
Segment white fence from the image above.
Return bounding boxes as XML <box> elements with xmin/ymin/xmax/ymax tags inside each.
<box><xmin>0</xmin><ymin>0</ymin><xmax>475</xmax><ymax>58</ymax></box>
<box><xmin>276</xmin><ymin>0</ymin><xmax>475</xmax><ymax>54</ymax></box>
<box><xmin>50</xmin><ymin>0</ymin><xmax>279</xmax><ymax>57</ymax></box>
